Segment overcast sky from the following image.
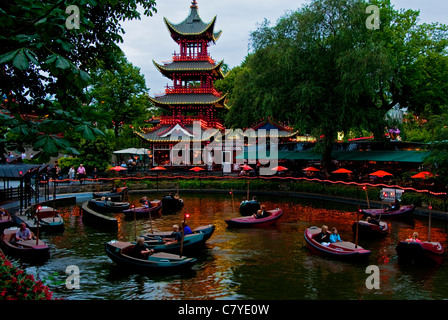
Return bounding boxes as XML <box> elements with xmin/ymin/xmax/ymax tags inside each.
<box><xmin>118</xmin><ymin>0</ymin><xmax>448</xmax><ymax>95</ymax></box>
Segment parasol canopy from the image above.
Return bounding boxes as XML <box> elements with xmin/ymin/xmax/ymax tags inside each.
<box><xmin>150</xmin><ymin>166</ymin><xmax>167</xmax><ymax>171</ymax></box>
<box><xmin>303</xmin><ymin>166</ymin><xmax>320</xmax><ymax>172</ymax></box>
<box><xmin>271</xmin><ymin>166</ymin><xmax>288</xmax><ymax>172</ymax></box>
<box><xmin>411</xmin><ymin>171</ymin><xmax>434</xmax><ymax>179</ymax></box>
<box><xmin>113</xmin><ymin>148</ymin><xmax>149</xmax><ymax>155</ymax></box>
<box><xmin>241</xmin><ymin>165</ymin><xmax>253</xmax><ymax>171</ymax></box>
<box><xmin>332</xmin><ymin>168</ymin><xmax>353</xmax><ymax>174</ymax></box>
<box><xmin>369</xmin><ymin>170</ymin><xmax>393</xmax><ymax>177</ymax></box>
<box><xmin>109</xmin><ymin>166</ymin><xmax>127</xmax><ymax>171</ymax></box>
<box><xmin>189</xmin><ymin>167</ymin><xmax>205</xmax><ymax>172</ymax></box>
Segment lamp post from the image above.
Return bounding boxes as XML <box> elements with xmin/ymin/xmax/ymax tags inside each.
<box><xmin>363</xmin><ymin>186</ymin><xmax>370</xmax><ymax>208</ymax></box>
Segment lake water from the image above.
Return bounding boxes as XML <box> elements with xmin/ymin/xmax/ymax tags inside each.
<box><xmin>14</xmin><ymin>192</ymin><xmax>448</xmax><ymax>301</ymax></box>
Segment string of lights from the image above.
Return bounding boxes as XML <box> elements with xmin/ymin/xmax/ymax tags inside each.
<box><xmin>46</xmin><ymin>175</ymin><xmax>447</xmax><ymax>196</ymax></box>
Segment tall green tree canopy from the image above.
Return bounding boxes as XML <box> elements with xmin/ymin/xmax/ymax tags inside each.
<box><xmin>0</xmin><ymin>0</ymin><xmax>157</xmax><ymax>162</ymax></box>
<box><xmin>226</xmin><ymin>0</ymin><xmax>448</xmax><ymax>174</ymax></box>
<box><xmin>87</xmin><ymin>52</ymin><xmax>153</xmax><ymax>139</ymax></box>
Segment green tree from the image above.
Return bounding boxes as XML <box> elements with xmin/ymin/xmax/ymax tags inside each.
<box><xmin>78</xmin><ymin>136</ymin><xmax>114</xmax><ymax>172</ymax></box>
<box><xmin>88</xmin><ymin>53</ymin><xmax>153</xmax><ymax>140</ymax></box>
<box><xmin>228</xmin><ymin>0</ymin><xmax>448</xmax><ymax>175</ymax></box>
<box><xmin>0</xmin><ymin>0</ymin><xmax>157</xmax><ymax>162</ymax></box>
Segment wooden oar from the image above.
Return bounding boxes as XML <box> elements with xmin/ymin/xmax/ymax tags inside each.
<box><xmin>36</xmin><ymin>206</ymin><xmax>41</xmax><ymax>245</ymax></box>
<box><xmin>230</xmin><ymin>189</ymin><xmax>235</xmax><ymax>215</ymax></box>
<box><xmin>428</xmin><ymin>202</ymin><xmax>432</xmax><ymax>242</ymax></box>
<box><xmin>355</xmin><ymin>207</ymin><xmax>360</xmax><ymax>248</ymax></box>
<box><xmin>132</xmin><ymin>204</ymin><xmax>137</xmax><ymax>241</ymax></box>
<box><xmin>179</xmin><ymin>213</ymin><xmax>189</xmax><ymax>258</ymax></box>
<box><xmin>148</xmin><ymin>206</ymin><xmax>153</xmax><ymax>234</ymax></box>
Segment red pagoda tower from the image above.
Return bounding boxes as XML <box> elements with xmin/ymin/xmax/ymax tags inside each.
<box><xmin>136</xmin><ymin>0</ymin><xmax>228</xmax><ymax>167</ymax></box>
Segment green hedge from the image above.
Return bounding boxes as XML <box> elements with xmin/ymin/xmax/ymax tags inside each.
<box><xmin>106</xmin><ymin>177</ymin><xmax>447</xmax><ymax>211</ymax></box>
<box><xmin>173</xmin><ymin>179</ymin><xmax>382</xmax><ymax>201</ymax></box>
<box><xmin>401</xmin><ymin>191</ymin><xmax>446</xmax><ymax>211</ymax></box>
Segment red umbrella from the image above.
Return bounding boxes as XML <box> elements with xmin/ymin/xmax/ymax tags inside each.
<box><xmin>241</xmin><ymin>164</ymin><xmax>253</xmax><ymax>171</ymax></box>
<box><xmin>109</xmin><ymin>166</ymin><xmax>127</xmax><ymax>171</ymax></box>
<box><xmin>411</xmin><ymin>171</ymin><xmax>434</xmax><ymax>179</ymax></box>
<box><xmin>303</xmin><ymin>166</ymin><xmax>320</xmax><ymax>172</ymax></box>
<box><xmin>189</xmin><ymin>167</ymin><xmax>205</xmax><ymax>172</ymax></box>
<box><xmin>332</xmin><ymin>168</ymin><xmax>352</xmax><ymax>174</ymax></box>
<box><xmin>150</xmin><ymin>166</ymin><xmax>167</xmax><ymax>171</ymax></box>
<box><xmin>369</xmin><ymin>170</ymin><xmax>393</xmax><ymax>177</ymax></box>
<box><xmin>150</xmin><ymin>166</ymin><xmax>167</xmax><ymax>190</ymax></box>
<box><xmin>271</xmin><ymin>166</ymin><xmax>288</xmax><ymax>172</ymax></box>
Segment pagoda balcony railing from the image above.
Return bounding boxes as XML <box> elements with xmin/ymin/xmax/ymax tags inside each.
<box><xmin>164</xmin><ymin>86</ymin><xmax>222</xmax><ymax>97</ymax></box>
<box><xmin>172</xmin><ymin>53</ymin><xmax>215</xmax><ymax>64</ymax></box>
<box><xmin>159</xmin><ymin>115</ymin><xmax>225</xmax><ymax>130</ymax></box>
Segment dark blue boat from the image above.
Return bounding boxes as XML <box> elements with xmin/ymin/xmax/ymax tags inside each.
<box><xmin>105</xmin><ymin>240</ymin><xmax>197</xmax><ymax>272</ymax></box>
<box><xmin>140</xmin><ymin>224</ymin><xmax>215</xmax><ymax>253</ymax></box>
<box><xmin>88</xmin><ymin>198</ymin><xmax>130</xmax><ymax>213</ymax></box>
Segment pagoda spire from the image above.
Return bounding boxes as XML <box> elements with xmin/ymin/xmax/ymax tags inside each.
<box><xmin>191</xmin><ymin>0</ymin><xmax>197</xmax><ymax>8</ymax></box>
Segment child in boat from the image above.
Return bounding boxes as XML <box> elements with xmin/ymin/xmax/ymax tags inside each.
<box><xmin>252</xmin><ymin>205</ymin><xmax>268</xmax><ymax>219</ymax></box>
<box><xmin>164</xmin><ymin>225</ymin><xmax>182</xmax><ymax>244</ymax></box>
<box><xmin>317</xmin><ymin>225</ymin><xmax>331</xmax><ymax>246</ymax></box>
<box><xmin>366</xmin><ymin>214</ymin><xmax>380</xmax><ymax>225</ymax></box>
<box><xmin>406</xmin><ymin>232</ymin><xmax>422</xmax><ymax>243</ymax></box>
<box><xmin>140</xmin><ymin>196</ymin><xmax>151</xmax><ymax>208</ymax></box>
<box><xmin>388</xmin><ymin>199</ymin><xmax>400</xmax><ymax>211</ymax></box>
<box><xmin>330</xmin><ymin>227</ymin><xmax>342</xmax><ymax>243</ymax></box>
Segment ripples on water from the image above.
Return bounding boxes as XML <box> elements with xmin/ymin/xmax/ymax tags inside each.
<box><xmin>12</xmin><ymin>193</ymin><xmax>448</xmax><ymax>300</ymax></box>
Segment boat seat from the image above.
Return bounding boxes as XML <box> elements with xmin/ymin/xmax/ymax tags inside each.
<box><xmin>121</xmin><ymin>245</ymin><xmax>134</xmax><ymax>256</ymax></box>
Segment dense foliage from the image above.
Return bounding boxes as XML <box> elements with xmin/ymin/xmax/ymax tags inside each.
<box><xmin>224</xmin><ymin>0</ymin><xmax>448</xmax><ymax>175</ymax></box>
<box><xmin>0</xmin><ymin>0</ymin><xmax>157</xmax><ymax>162</ymax></box>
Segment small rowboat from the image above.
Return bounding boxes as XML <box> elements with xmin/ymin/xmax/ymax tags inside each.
<box><xmin>92</xmin><ymin>187</ymin><xmax>128</xmax><ymax>201</ymax></box>
<box><xmin>140</xmin><ymin>224</ymin><xmax>215</xmax><ymax>253</ymax></box>
<box><xmin>396</xmin><ymin>240</ymin><xmax>445</xmax><ymax>265</ymax></box>
<box><xmin>15</xmin><ymin>206</ymin><xmax>65</xmax><ymax>233</ymax></box>
<box><xmin>0</xmin><ymin>227</ymin><xmax>50</xmax><ymax>262</ymax></box>
<box><xmin>161</xmin><ymin>196</ymin><xmax>184</xmax><ymax>213</ymax></box>
<box><xmin>361</xmin><ymin>204</ymin><xmax>415</xmax><ymax>219</ymax></box>
<box><xmin>81</xmin><ymin>201</ymin><xmax>118</xmax><ymax>230</ymax></box>
<box><xmin>304</xmin><ymin>226</ymin><xmax>371</xmax><ymax>260</ymax></box>
<box><xmin>352</xmin><ymin>220</ymin><xmax>389</xmax><ymax>238</ymax></box>
<box><xmin>0</xmin><ymin>211</ymin><xmax>14</xmax><ymax>230</ymax></box>
<box><xmin>88</xmin><ymin>198</ymin><xmax>130</xmax><ymax>213</ymax></box>
<box><xmin>225</xmin><ymin>209</ymin><xmax>283</xmax><ymax>228</ymax></box>
<box><xmin>105</xmin><ymin>240</ymin><xmax>197</xmax><ymax>272</ymax></box>
<box><xmin>122</xmin><ymin>200</ymin><xmax>162</xmax><ymax>219</ymax></box>
<box><xmin>239</xmin><ymin>200</ymin><xmax>261</xmax><ymax>216</ymax></box>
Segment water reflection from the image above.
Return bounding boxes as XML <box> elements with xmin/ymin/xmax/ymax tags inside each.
<box><xmin>8</xmin><ymin>192</ymin><xmax>447</xmax><ymax>300</ymax></box>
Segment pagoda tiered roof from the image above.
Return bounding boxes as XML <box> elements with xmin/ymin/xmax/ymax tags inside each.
<box><xmin>149</xmin><ymin>92</ymin><xmax>228</xmax><ymax>108</ymax></box>
<box><xmin>136</xmin><ymin>115</ymin><xmax>225</xmax><ymax>143</ymax></box>
<box><xmin>153</xmin><ymin>60</ymin><xmax>225</xmax><ymax>79</ymax></box>
<box><xmin>248</xmin><ymin>118</ymin><xmax>298</xmax><ymax>138</ymax></box>
<box><xmin>164</xmin><ymin>1</ymin><xmax>222</xmax><ymax>43</ymax></box>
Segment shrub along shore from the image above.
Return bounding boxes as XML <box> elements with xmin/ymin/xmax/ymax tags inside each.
<box><xmin>102</xmin><ymin>178</ymin><xmax>447</xmax><ymax>215</ymax></box>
